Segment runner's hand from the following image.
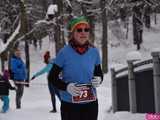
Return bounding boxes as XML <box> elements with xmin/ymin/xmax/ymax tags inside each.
<box><xmin>67</xmin><ymin>83</ymin><xmax>83</xmax><ymax>96</ymax></box>
<box><xmin>31</xmin><ymin>76</ymin><xmax>36</xmax><ymax>80</ymax></box>
<box><xmin>91</xmin><ymin>76</ymin><xmax>102</xmax><ymax>87</ymax></box>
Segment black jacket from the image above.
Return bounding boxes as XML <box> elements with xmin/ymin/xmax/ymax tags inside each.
<box><xmin>0</xmin><ymin>75</ymin><xmax>15</xmax><ymax>96</ymax></box>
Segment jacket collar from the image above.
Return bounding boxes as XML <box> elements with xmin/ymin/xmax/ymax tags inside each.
<box><xmin>69</xmin><ymin>39</ymin><xmax>93</xmax><ymax>55</ymax></box>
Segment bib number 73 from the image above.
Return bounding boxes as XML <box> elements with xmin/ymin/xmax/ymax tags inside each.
<box><xmin>72</xmin><ymin>87</ymin><xmax>96</xmax><ymax>103</ymax></box>
<box><xmin>80</xmin><ymin>90</ymin><xmax>88</xmax><ymax>98</ymax></box>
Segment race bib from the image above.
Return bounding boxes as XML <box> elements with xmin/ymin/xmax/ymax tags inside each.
<box><xmin>72</xmin><ymin>85</ymin><xmax>96</xmax><ymax>103</ymax></box>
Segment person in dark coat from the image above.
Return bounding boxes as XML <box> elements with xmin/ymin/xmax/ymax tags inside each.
<box><xmin>10</xmin><ymin>48</ymin><xmax>27</xmax><ymax>109</ymax></box>
<box><xmin>132</xmin><ymin>2</ymin><xmax>143</xmax><ymax>50</ymax></box>
<box><xmin>31</xmin><ymin>57</ymin><xmax>60</xmax><ymax>113</ymax></box>
<box><xmin>0</xmin><ymin>70</ymin><xmax>16</xmax><ymax>113</ymax></box>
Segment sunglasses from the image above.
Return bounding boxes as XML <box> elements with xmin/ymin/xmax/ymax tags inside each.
<box><xmin>76</xmin><ymin>28</ymin><xmax>90</xmax><ymax>33</ymax></box>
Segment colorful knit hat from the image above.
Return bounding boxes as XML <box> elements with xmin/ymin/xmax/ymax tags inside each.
<box><xmin>68</xmin><ymin>16</ymin><xmax>90</xmax><ymax>32</ymax></box>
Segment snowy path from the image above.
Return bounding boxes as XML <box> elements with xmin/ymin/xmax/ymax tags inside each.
<box><xmin>0</xmin><ymin>73</ymin><xmax>145</xmax><ymax>120</ymax></box>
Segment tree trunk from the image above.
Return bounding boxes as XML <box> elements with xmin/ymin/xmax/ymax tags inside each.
<box><xmin>144</xmin><ymin>5</ymin><xmax>151</xmax><ymax>29</ymax></box>
<box><xmin>19</xmin><ymin>0</ymin><xmax>30</xmax><ymax>86</ymax></box>
<box><xmin>41</xmin><ymin>0</ymin><xmax>48</xmax><ymax>12</ymax></box>
<box><xmin>80</xmin><ymin>1</ymin><xmax>95</xmax><ymax>43</ymax></box>
<box><xmin>0</xmin><ymin>57</ymin><xmax>5</xmax><ymax>71</ymax></box>
<box><xmin>132</xmin><ymin>5</ymin><xmax>143</xmax><ymax>50</ymax></box>
<box><xmin>53</xmin><ymin>0</ymin><xmax>65</xmax><ymax>54</ymax></box>
<box><xmin>154</xmin><ymin>13</ymin><xmax>157</xmax><ymax>25</ymax></box>
<box><xmin>154</xmin><ymin>7</ymin><xmax>157</xmax><ymax>25</ymax></box>
<box><xmin>100</xmin><ymin>0</ymin><xmax>108</xmax><ymax>73</ymax></box>
<box><xmin>89</xmin><ymin>16</ymin><xmax>95</xmax><ymax>43</ymax></box>
<box><xmin>0</xmin><ymin>51</ymin><xmax>8</xmax><ymax>71</ymax></box>
<box><xmin>25</xmin><ymin>41</ymin><xmax>30</xmax><ymax>87</ymax></box>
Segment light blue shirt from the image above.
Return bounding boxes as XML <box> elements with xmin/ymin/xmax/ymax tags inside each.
<box><xmin>54</xmin><ymin>45</ymin><xmax>101</xmax><ymax>103</ymax></box>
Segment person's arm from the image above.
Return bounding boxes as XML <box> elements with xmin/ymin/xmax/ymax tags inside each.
<box><xmin>48</xmin><ymin>64</ymin><xmax>68</xmax><ymax>91</ymax></box>
<box><xmin>94</xmin><ymin>64</ymin><xmax>103</xmax><ymax>83</ymax></box>
<box><xmin>32</xmin><ymin>63</ymin><xmax>52</xmax><ymax>78</ymax></box>
<box><xmin>3</xmin><ymin>77</ymin><xmax>16</xmax><ymax>90</ymax></box>
<box><xmin>7</xmin><ymin>81</ymin><xmax>16</xmax><ymax>90</ymax></box>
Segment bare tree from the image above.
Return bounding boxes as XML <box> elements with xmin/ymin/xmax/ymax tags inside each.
<box><xmin>100</xmin><ymin>0</ymin><xmax>108</xmax><ymax>73</ymax></box>
<box><xmin>52</xmin><ymin>0</ymin><xmax>65</xmax><ymax>54</ymax></box>
<box><xmin>19</xmin><ymin>0</ymin><xmax>30</xmax><ymax>86</ymax></box>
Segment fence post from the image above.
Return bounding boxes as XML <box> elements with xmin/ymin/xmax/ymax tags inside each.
<box><xmin>127</xmin><ymin>60</ymin><xmax>137</xmax><ymax>113</ymax></box>
<box><xmin>151</xmin><ymin>51</ymin><xmax>160</xmax><ymax>113</ymax></box>
<box><xmin>111</xmin><ymin>68</ymin><xmax>117</xmax><ymax>112</ymax></box>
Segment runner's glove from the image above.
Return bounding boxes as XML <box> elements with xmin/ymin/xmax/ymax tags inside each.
<box><xmin>31</xmin><ymin>76</ymin><xmax>36</xmax><ymax>80</ymax></box>
<box><xmin>67</xmin><ymin>83</ymin><xmax>82</xmax><ymax>96</ymax></box>
<box><xmin>91</xmin><ymin>76</ymin><xmax>102</xmax><ymax>87</ymax></box>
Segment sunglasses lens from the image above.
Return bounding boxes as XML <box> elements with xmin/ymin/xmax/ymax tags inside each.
<box><xmin>77</xmin><ymin>29</ymin><xmax>83</xmax><ymax>32</ymax></box>
<box><xmin>76</xmin><ymin>28</ymin><xmax>90</xmax><ymax>33</ymax></box>
<box><xmin>84</xmin><ymin>28</ymin><xmax>90</xmax><ymax>32</ymax></box>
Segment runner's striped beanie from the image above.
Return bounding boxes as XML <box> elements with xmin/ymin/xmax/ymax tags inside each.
<box><xmin>68</xmin><ymin>16</ymin><xmax>90</xmax><ymax>32</ymax></box>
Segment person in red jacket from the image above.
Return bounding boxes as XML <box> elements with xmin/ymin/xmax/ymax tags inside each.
<box><xmin>43</xmin><ymin>51</ymin><xmax>51</xmax><ymax>64</ymax></box>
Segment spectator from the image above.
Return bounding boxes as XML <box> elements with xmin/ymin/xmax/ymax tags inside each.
<box><xmin>31</xmin><ymin>57</ymin><xmax>60</xmax><ymax>113</ymax></box>
<box><xmin>10</xmin><ymin>48</ymin><xmax>27</xmax><ymax>109</ymax></box>
<box><xmin>0</xmin><ymin>70</ymin><xmax>16</xmax><ymax>113</ymax></box>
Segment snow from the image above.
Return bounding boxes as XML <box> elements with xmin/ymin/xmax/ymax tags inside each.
<box><xmin>151</xmin><ymin>47</ymin><xmax>160</xmax><ymax>52</ymax></box>
<box><xmin>77</xmin><ymin>0</ymin><xmax>83</xmax><ymax>2</ymax></box>
<box><xmin>35</xmin><ymin>19</ymin><xmax>56</xmax><ymax>25</ymax></box>
<box><xmin>1</xmin><ymin>14</ymin><xmax>160</xmax><ymax>120</ymax></box>
<box><xmin>47</xmin><ymin>4</ymin><xmax>58</xmax><ymax>15</ymax></box>
<box><xmin>126</xmin><ymin>51</ymin><xmax>142</xmax><ymax>61</ymax></box>
<box><xmin>64</xmin><ymin>0</ymin><xmax>72</xmax><ymax>7</ymax></box>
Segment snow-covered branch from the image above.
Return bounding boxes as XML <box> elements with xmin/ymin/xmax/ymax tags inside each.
<box><xmin>86</xmin><ymin>8</ymin><xmax>101</xmax><ymax>13</ymax></box>
<box><xmin>16</xmin><ymin>26</ymin><xmax>36</xmax><ymax>43</ymax></box>
<box><xmin>6</xmin><ymin>0</ymin><xmax>19</xmax><ymax>14</ymax></box>
<box><xmin>108</xmin><ymin>0</ymin><xmax>116</xmax><ymax>6</ymax></box>
<box><xmin>12</xmin><ymin>15</ymin><xmax>20</xmax><ymax>31</ymax></box>
<box><xmin>64</xmin><ymin>0</ymin><xmax>72</xmax><ymax>7</ymax></box>
<box><xmin>20</xmin><ymin>0</ymin><xmax>25</xmax><ymax>4</ymax></box>
<box><xmin>76</xmin><ymin>0</ymin><xmax>99</xmax><ymax>5</ymax></box>
<box><xmin>0</xmin><ymin>21</ymin><xmax>21</xmax><ymax>54</ymax></box>
<box><xmin>35</xmin><ymin>19</ymin><xmax>56</xmax><ymax>26</ymax></box>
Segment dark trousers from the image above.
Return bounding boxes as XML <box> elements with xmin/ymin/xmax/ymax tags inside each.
<box><xmin>61</xmin><ymin>100</ymin><xmax>98</xmax><ymax>120</ymax></box>
<box><xmin>48</xmin><ymin>83</ymin><xmax>59</xmax><ymax>111</ymax></box>
<box><xmin>15</xmin><ymin>84</ymin><xmax>24</xmax><ymax>108</ymax></box>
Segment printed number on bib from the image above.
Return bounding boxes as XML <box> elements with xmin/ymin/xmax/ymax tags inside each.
<box><xmin>72</xmin><ymin>86</ymin><xmax>96</xmax><ymax>103</ymax></box>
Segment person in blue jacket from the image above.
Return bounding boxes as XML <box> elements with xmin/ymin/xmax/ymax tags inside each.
<box><xmin>31</xmin><ymin>55</ymin><xmax>60</xmax><ymax>113</ymax></box>
<box><xmin>10</xmin><ymin>47</ymin><xmax>27</xmax><ymax>109</ymax></box>
<box><xmin>48</xmin><ymin>16</ymin><xmax>103</xmax><ymax>120</ymax></box>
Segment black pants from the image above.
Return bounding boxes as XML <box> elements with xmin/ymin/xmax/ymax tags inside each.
<box><xmin>48</xmin><ymin>83</ymin><xmax>58</xmax><ymax>111</ymax></box>
<box><xmin>61</xmin><ymin>100</ymin><xmax>98</xmax><ymax>120</ymax></box>
<box><xmin>15</xmin><ymin>84</ymin><xmax>24</xmax><ymax>108</ymax></box>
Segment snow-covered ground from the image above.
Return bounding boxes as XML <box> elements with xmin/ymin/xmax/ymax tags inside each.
<box><xmin>1</xmin><ymin>15</ymin><xmax>160</xmax><ymax>120</ymax></box>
